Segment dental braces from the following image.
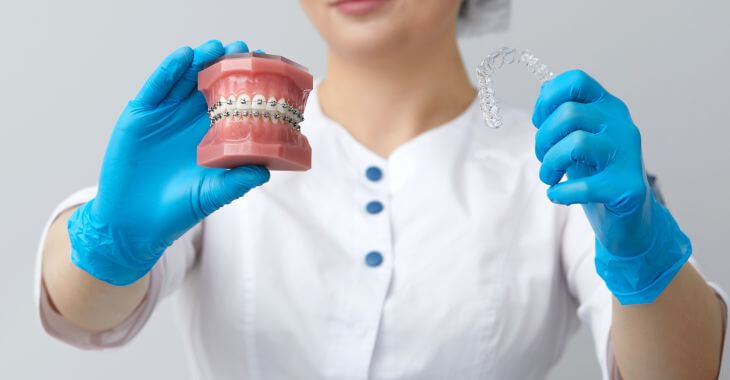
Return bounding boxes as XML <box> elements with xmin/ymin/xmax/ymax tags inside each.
<box><xmin>208</xmin><ymin>95</ymin><xmax>304</xmax><ymax>131</ymax></box>
<box><xmin>476</xmin><ymin>47</ymin><xmax>554</xmax><ymax>128</ymax></box>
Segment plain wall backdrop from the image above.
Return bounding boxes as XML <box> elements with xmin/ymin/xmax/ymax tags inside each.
<box><xmin>1</xmin><ymin>0</ymin><xmax>728</xmax><ymax>379</ymax></box>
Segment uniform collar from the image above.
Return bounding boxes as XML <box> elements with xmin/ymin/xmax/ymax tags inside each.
<box><xmin>304</xmin><ymin>80</ymin><xmax>480</xmax><ymax>193</ymax></box>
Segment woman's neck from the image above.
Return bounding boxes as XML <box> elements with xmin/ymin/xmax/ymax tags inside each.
<box><xmin>318</xmin><ymin>33</ymin><xmax>476</xmax><ymax>158</ymax></box>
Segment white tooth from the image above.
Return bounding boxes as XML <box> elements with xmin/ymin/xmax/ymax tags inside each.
<box><xmin>276</xmin><ymin>98</ymin><xmax>287</xmax><ymax>114</ymax></box>
<box><xmin>266</xmin><ymin>97</ymin><xmax>277</xmax><ymax>112</ymax></box>
<box><xmin>227</xmin><ymin>96</ymin><xmax>236</xmax><ymax>115</ymax></box>
<box><xmin>237</xmin><ymin>94</ymin><xmax>251</xmax><ymax>112</ymax></box>
<box><xmin>252</xmin><ymin>95</ymin><xmax>266</xmax><ymax>111</ymax></box>
<box><xmin>216</xmin><ymin>96</ymin><xmax>226</xmax><ymax>117</ymax></box>
<box><xmin>279</xmin><ymin>103</ymin><xmax>289</xmax><ymax>122</ymax></box>
<box><xmin>274</xmin><ymin>98</ymin><xmax>287</xmax><ymax>124</ymax></box>
<box><xmin>276</xmin><ymin>98</ymin><xmax>287</xmax><ymax>123</ymax></box>
<box><xmin>266</xmin><ymin>97</ymin><xmax>277</xmax><ymax>121</ymax></box>
<box><xmin>287</xmin><ymin>105</ymin><xmax>297</xmax><ymax>124</ymax></box>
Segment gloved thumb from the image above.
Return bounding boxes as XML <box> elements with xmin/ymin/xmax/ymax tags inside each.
<box><xmin>198</xmin><ymin>165</ymin><xmax>270</xmax><ymax>216</ymax></box>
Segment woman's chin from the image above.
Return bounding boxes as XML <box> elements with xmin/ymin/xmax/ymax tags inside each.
<box><xmin>328</xmin><ymin>27</ymin><xmax>410</xmax><ymax>60</ymax></box>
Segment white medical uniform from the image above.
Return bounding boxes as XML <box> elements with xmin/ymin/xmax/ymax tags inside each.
<box><xmin>35</xmin><ymin>85</ymin><xmax>729</xmax><ymax>380</ymax></box>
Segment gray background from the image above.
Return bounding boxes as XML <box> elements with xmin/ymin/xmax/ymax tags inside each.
<box><xmin>1</xmin><ymin>0</ymin><xmax>728</xmax><ymax>379</ymax></box>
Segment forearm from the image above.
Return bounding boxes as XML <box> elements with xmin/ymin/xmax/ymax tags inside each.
<box><xmin>612</xmin><ymin>263</ymin><xmax>725</xmax><ymax>379</ymax></box>
<box><xmin>41</xmin><ymin>207</ymin><xmax>150</xmax><ymax>332</ymax></box>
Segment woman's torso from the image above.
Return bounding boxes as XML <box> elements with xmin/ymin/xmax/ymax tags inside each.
<box><xmin>171</xmin><ymin>92</ymin><xmax>603</xmax><ymax>380</ymax></box>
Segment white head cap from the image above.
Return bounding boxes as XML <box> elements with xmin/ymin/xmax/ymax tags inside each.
<box><xmin>457</xmin><ymin>0</ymin><xmax>511</xmax><ymax>38</ymax></box>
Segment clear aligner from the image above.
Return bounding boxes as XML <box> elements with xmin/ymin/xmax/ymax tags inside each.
<box><xmin>208</xmin><ymin>94</ymin><xmax>304</xmax><ymax>132</ymax></box>
<box><xmin>477</xmin><ymin>47</ymin><xmax>554</xmax><ymax>128</ymax></box>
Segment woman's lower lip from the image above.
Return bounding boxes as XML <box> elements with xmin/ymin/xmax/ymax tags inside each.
<box><xmin>331</xmin><ymin>0</ymin><xmax>389</xmax><ymax>17</ymax></box>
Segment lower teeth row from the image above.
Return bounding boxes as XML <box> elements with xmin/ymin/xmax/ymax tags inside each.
<box><xmin>209</xmin><ymin>110</ymin><xmax>302</xmax><ymax>131</ymax></box>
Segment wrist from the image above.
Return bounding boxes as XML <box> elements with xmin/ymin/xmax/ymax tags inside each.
<box><xmin>595</xmin><ymin>201</ymin><xmax>692</xmax><ymax>305</ymax></box>
<box><xmin>67</xmin><ymin>200</ymin><xmax>165</xmax><ymax>286</ymax></box>
<box><xmin>598</xmin><ymin>187</ymin><xmax>658</xmax><ymax>257</ymax></box>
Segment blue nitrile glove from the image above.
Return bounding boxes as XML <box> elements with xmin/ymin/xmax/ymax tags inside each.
<box><xmin>532</xmin><ymin>70</ymin><xmax>692</xmax><ymax>305</ymax></box>
<box><xmin>67</xmin><ymin>40</ymin><xmax>270</xmax><ymax>286</ymax></box>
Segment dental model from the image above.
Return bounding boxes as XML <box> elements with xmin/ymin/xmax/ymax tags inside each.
<box><xmin>476</xmin><ymin>47</ymin><xmax>554</xmax><ymax>128</ymax></box>
<box><xmin>197</xmin><ymin>52</ymin><xmax>314</xmax><ymax>170</ymax></box>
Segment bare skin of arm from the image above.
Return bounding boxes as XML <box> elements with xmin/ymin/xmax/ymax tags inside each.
<box><xmin>41</xmin><ymin>206</ymin><xmax>150</xmax><ymax>332</ymax></box>
<box><xmin>612</xmin><ymin>263</ymin><xmax>725</xmax><ymax>379</ymax></box>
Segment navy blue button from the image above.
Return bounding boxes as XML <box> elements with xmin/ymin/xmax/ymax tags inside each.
<box><xmin>366</xmin><ymin>201</ymin><xmax>384</xmax><ymax>214</ymax></box>
<box><xmin>365</xmin><ymin>251</ymin><xmax>383</xmax><ymax>267</ymax></box>
<box><xmin>365</xmin><ymin>166</ymin><xmax>383</xmax><ymax>182</ymax></box>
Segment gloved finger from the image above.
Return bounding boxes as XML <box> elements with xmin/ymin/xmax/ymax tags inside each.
<box><xmin>532</xmin><ymin>70</ymin><xmax>607</xmax><ymax>128</ymax></box>
<box><xmin>546</xmin><ymin>173</ymin><xmax>612</xmax><ymax>205</ymax></box>
<box><xmin>178</xmin><ymin>91</ymin><xmax>214</xmax><ymax>140</ymax></box>
<box><xmin>539</xmin><ymin>130</ymin><xmax>613</xmax><ymax>186</ymax></box>
<box><xmin>166</xmin><ymin>40</ymin><xmax>226</xmax><ymax>102</ymax></box>
<box><xmin>198</xmin><ymin>165</ymin><xmax>271</xmax><ymax>217</ymax></box>
<box><xmin>534</xmin><ymin>101</ymin><xmax>603</xmax><ymax>162</ymax></box>
<box><xmin>225</xmin><ymin>40</ymin><xmax>250</xmax><ymax>54</ymax></box>
<box><xmin>254</xmin><ymin>49</ymin><xmax>265</xmax><ymax>53</ymax></box>
<box><xmin>171</xmin><ymin>88</ymin><xmax>208</xmax><ymax>120</ymax></box>
<box><xmin>134</xmin><ymin>47</ymin><xmax>194</xmax><ymax>106</ymax></box>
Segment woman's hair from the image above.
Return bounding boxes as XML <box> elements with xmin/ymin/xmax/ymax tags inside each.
<box><xmin>457</xmin><ymin>0</ymin><xmax>511</xmax><ymax>38</ymax></box>
<box><xmin>458</xmin><ymin>0</ymin><xmax>470</xmax><ymax>18</ymax></box>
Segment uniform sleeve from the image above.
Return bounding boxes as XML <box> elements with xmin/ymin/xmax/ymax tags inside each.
<box><xmin>561</xmin><ymin>203</ymin><xmax>730</xmax><ymax>379</ymax></box>
<box><xmin>34</xmin><ymin>187</ymin><xmax>201</xmax><ymax>349</ymax></box>
<box><xmin>560</xmin><ymin>203</ymin><xmax>614</xmax><ymax>380</ymax></box>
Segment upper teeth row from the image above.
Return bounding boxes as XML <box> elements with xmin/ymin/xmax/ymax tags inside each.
<box><xmin>208</xmin><ymin>94</ymin><xmax>304</xmax><ymax>130</ymax></box>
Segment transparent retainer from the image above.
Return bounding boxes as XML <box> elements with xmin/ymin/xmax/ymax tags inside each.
<box><xmin>476</xmin><ymin>47</ymin><xmax>554</xmax><ymax>128</ymax></box>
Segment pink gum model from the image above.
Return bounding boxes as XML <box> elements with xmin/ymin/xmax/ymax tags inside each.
<box><xmin>197</xmin><ymin>52</ymin><xmax>313</xmax><ymax>171</ymax></box>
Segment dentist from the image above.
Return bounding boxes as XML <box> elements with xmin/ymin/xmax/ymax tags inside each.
<box><xmin>38</xmin><ymin>0</ymin><xmax>727</xmax><ymax>378</ymax></box>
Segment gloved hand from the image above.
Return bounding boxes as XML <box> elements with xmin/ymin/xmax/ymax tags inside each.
<box><xmin>532</xmin><ymin>70</ymin><xmax>692</xmax><ymax>305</ymax></box>
<box><xmin>68</xmin><ymin>40</ymin><xmax>270</xmax><ymax>286</ymax></box>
